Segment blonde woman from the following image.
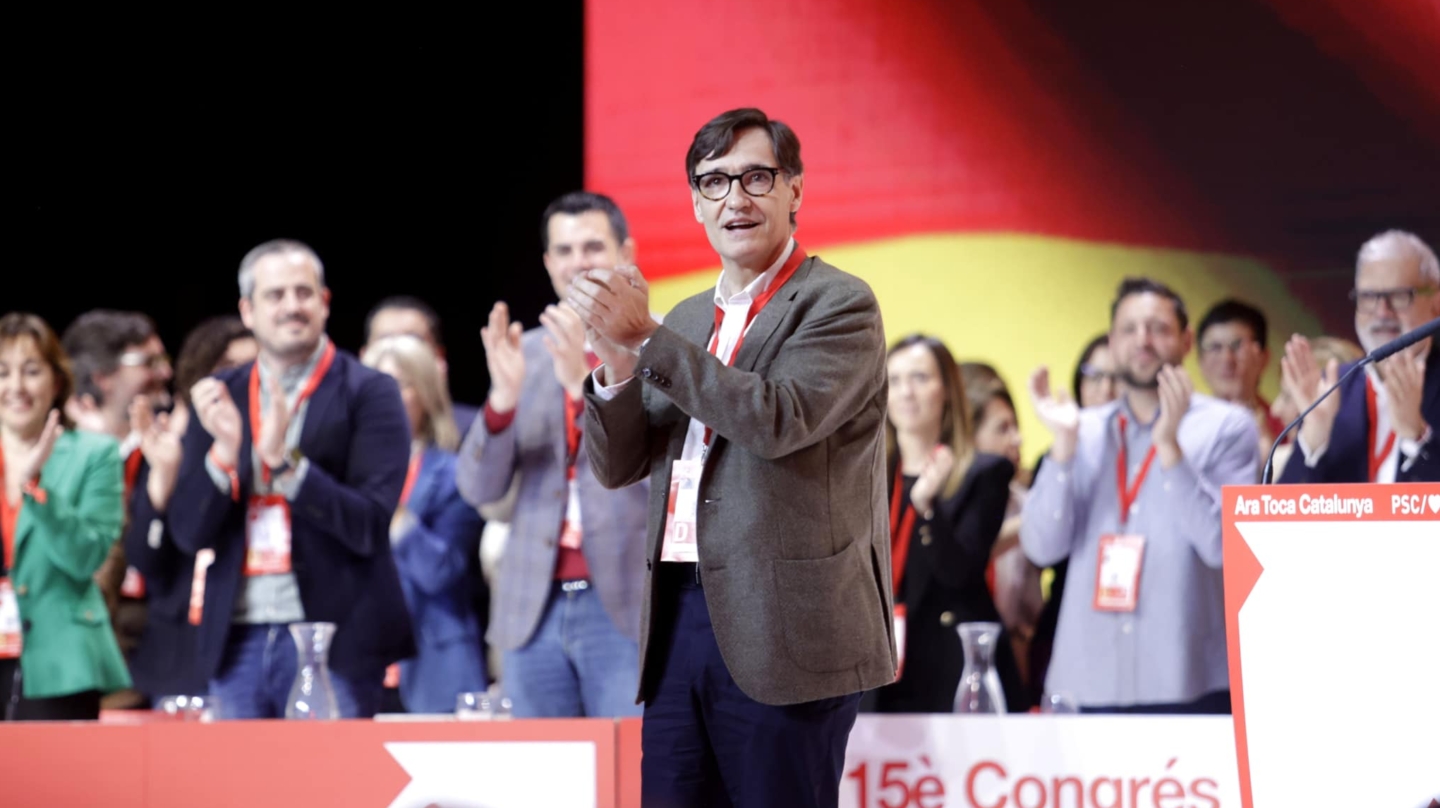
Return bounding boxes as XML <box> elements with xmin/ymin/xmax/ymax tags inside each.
<box><xmin>363</xmin><ymin>335</ymin><xmax>485</xmax><ymax>713</ymax></box>
<box><xmin>867</xmin><ymin>335</ymin><xmax>1022</xmax><ymax>713</ymax></box>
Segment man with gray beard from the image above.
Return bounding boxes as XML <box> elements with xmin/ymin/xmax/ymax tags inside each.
<box><xmin>1280</xmin><ymin>230</ymin><xmax>1440</xmax><ymax>484</ymax></box>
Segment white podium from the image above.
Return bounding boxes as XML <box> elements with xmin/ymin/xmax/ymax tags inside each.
<box><xmin>1223</xmin><ymin>483</ymin><xmax>1440</xmax><ymax>808</ymax></box>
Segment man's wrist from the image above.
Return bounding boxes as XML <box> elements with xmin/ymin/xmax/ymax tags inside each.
<box><xmin>1156</xmin><ymin>438</ymin><xmax>1184</xmax><ymax>469</ymax></box>
<box><xmin>625</xmin><ymin>321</ymin><xmax>660</xmax><ymax>352</ymax></box>
<box><xmin>1395</xmin><ymin>417</ymin><xmax>1428</xmax><ymax>443</ymax></box>
<box><xmin>209</xmin><ymin>442</ymin><xmax>239</xmax><ymax>470</ymax></box>
<box><xmin>1049</xmin><ymin>432</ymin><xmax>1079</xmax><ymax>464</ymax></box>
<box><xmin>487</xmin><ymin>391</ymin><xmax>518</xmax><ymax>414</ymax></box>
<box><xmin>599</xmin><ymin>362</ymin><xmax>635</xmax><ymax>387</ymax></box>
<box><xmin>267</xmin><ymin>446</ymin><xmax>303</xmax><ymax>474</ymax></box>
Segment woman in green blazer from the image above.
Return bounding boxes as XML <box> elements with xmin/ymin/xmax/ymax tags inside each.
<box><xmin>0</xmin><ymin>312</ymin><xmax>129</xmax><ymax>720</ymax></box>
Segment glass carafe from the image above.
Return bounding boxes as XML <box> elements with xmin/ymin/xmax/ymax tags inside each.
<box><xmin>953</xmin><ymin>621</ymin><xmax>1007</xmax><ymax>714</ymax></box>
<box><xmin>285</xmin><ymin>621</ymin><xmax>340</xmax><ymax>720</ymax></box>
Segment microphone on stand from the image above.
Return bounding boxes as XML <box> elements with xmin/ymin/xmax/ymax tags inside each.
<box><xmin>1261</xmin><ymin>315</ymin><xmax>1440</xmax><ymax>485</ymax></box>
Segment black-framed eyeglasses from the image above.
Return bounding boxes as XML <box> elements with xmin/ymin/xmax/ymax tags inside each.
<box><xmin>1198</xmin><ymin>338</ymin><xmax>1258</xmax><ymax>359</ymax></box>
<box><xmin>1349</xmin><ymin>286</ymin><xmax>1436</xmax><ymax>313</ymax></box>
<box><xmin>691</xmin><ymin>167</ymin><xmax>784</xmax><ymax>201</ymax></box>
<box><xmin>1079</xmin><ymin>365</ymin><xmax>1120</xmax><ymax>383</ymax></box>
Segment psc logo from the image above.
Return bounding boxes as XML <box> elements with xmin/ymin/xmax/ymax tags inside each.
<box><xmin>1391</xmin><ymin>494</ymin><xmax>1440</xmax><ymax>516</ymax></box>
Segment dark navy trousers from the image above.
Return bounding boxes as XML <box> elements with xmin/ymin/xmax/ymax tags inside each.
<box><xmin>641</xmin><ymin>563</ymin><xmax>862</xmax><ymax>808</ymax></box>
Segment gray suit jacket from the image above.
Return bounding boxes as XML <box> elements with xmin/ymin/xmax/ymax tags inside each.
<box><xmin>584</xmin><ymin>254</ymin><xmax>897</xmax><ymax>706</ymax></box>
<box><xmin>456</xmin><ymin>329</ymin><xmax>649</xmax><ymax>651</ymax></box>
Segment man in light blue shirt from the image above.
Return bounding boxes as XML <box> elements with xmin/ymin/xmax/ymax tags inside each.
<box><xmin>1022</xmin><ymin>277</ymin><xmax>1258</xmax><ymax>712</ymax></box>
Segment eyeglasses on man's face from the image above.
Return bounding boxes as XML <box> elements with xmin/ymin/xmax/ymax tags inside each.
<box><xmin>691</xmin><ymin>167</ymin><xmax>784</xmax><ymax>201</ymax></box>
<box><xmin>1198</xmin><ymin>338</ymin><xmax>1259</xmax><ymax>360</ymax></box>
<box><xmin>118</xmin><ymin>350</ymin><xmax>171</xmax><ymax>370</ymax></box>
<box><xmin>1079</xmin><ymin>365</ymin><xmax>1120</xmax><ymax>383</ymax></box>
<box><xmin>1349</xmin><ymin>286</ymin><xmax>1436</xmax><ymax>314</ymax></box>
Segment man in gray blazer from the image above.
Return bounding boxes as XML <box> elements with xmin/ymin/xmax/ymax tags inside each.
<box><xmin>455</xmin><ymin>192</ymin><xmax>648</xmax><ymax>718</ymax></box>
<box><xmin>570</xmin><ymin>108</ymin><xmax>895</xmax><ymax>808</ymax></box>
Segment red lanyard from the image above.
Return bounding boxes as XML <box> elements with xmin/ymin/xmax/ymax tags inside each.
<box><xmin>564</xmin><ymin>394</ymin><xmax>584</xmax><ymax>481</ymax></box>
<box><xmin>248</xmin><ymin>342</ymin><xmax>337</xmax><ymax>486</ymax></box>
<box><xmin>123</xmin><ymin>448</ymin><xmax>143</xmax><ymax>502</ymax></box>
<box><xmin>562</xmin><ymin>352</ymin><xmax>601</xmax><ymax>480</ymax></box>
<box><xmin>1364</xmin><ymin>375</ymin><xmax>1396</xmax><ymax>482</ymax></box>
<box><xmin>888</xmin><ymin>464</ymin><xmax>917</xmax><ymax>593</ymax></box>
<box><xmin>398</xmin><ymin>451</ymin><xmax>423</xmax><ymax>508</ymax></box>
<box><xmin>701</xmin><ymin>245</ymin><xmax>808</xmax><ymax>447</ymax></box>
<box><xmin>0</xmin><ymin>445</ymin><xmax>14</xmax><ymax>571</ymax></box>
<box><xmin>1116</xmin><ymin>413</ymin><xmax>1158</xmax><ymax>528</ymax></box>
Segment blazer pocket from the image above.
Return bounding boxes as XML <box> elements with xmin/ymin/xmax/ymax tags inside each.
<box><xmin>773</xmin><ymin>540</ymin><xmax>876</xmax><ymax>673</ymax></box>
<box><xmin>73</xmin><ymin>602</ymin><xmax>106</xmax><ymax>626</ymax></box>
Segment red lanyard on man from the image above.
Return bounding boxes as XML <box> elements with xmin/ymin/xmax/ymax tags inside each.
<box><xmin>562</xmin><ymin>351</ymin><xmax>601</xmax><ymax>479</ymax></box>
<box><xmin>700</xmin><ymin>245</ymin><xmax>808</xmax><ymax>448</ymax></box>
<box><xmin>1116</xmin><ymin>413</ymin><xmax>1158</xmax><ymax>528</ymax></box>
<box><xmin>123</xmin><ymin>448</ymin><xmax>143</xmax><ymax>501</ymax></box>
<box><xmin>1364</xmin><ymin>375</ymin><xmax>1396</xmax><ymax>482</ymax></box>
<box><xmin>564</xmin><ymin>395</ymin><xmax>585</xmax><ymax>479</ymax></box>
<box><xmin>247</xmin><ymin>342</ymin><xmax>336</xmax><ymax>487</ymax></box>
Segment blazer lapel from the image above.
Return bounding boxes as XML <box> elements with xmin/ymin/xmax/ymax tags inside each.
<box><xmin>532</xmin><ymin>351</ymin><xmax>568</xmax><ymax>468</ymax></box>
<box><xmin>731</xmin><ymin>257</ymin><xmax>813</xmax><ymax>373</ymax></box>
<box><xmin>15</xmin><ymin>433</ymin><xmax>76</xmax><ymax>556</ymax></box>
<box><xmin>1335</xmin><ymin>366</ymin><xmax>1371</xmax><ymax>479</ymax></box>
<box><xmin>1421</xmin><ymin>342</ymin><xmax>1440</xmax><ymax>418</ymax></box>
<box><xmin>298</xmin><ymin>357</ymin><xmax>342</xmax><ymax>461</ymax></box>
<box><xmin>664</xmin><ymin>295</ymin><xmax>720</xmax><ymax>462</ymax></box>
<box><xmin>672</xmin><ymin>293</ymin><xmax>718</xmax><ymax>352</ymax></box>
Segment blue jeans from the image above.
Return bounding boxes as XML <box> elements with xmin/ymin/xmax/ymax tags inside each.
<box><xmin>211</xmin><ymin>624</ymin><xmax>382</xmax><ymax>719</ymax></box>
<box><xmin>501</xmin><ymin>581</ymin><xmax>642</xmax><ymax>718</ymax></box>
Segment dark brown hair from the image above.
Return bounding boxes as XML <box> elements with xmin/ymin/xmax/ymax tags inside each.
<box><xmin>1110</xmin><ymin>277</ymin><xmax>1189</xmax><ymax>331</ymax></box>
<box><xmin>686</xmin><ymin>108</ymin><xmax>804</xmax><ymax>225</ymax></box>
<box><xmin>0</xmin><ymin>312</ymin><xmax>76</xmax><ymax>428</ymax></box>
<box><xmin>958</xmin><ymin>362</ymin><xmax>1015</xmax><ymax>429</ymax></box>
<box><xmin>61</xmin><ymin>309</ymin><xmax>157</xmax><ymax>406</ymax></box>
<box><xmin>174</xmin><ymin>316</ymin><xmax>254</xmax><ymax>405</ymax></box>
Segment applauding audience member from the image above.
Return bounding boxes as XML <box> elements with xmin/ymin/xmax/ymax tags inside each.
<box><xmin>1021</xmin><ymin>278</ymin><xmax>1257</xmax><ymax>713</ymax></box>
<box><xmin>364</xmin><ymin>334</ymin><xmax>487</xmax><ymax>713</ymax></box>
<box><xmin>0</xmin><ymin>313</ymin><xmax>129</xmax><ymax>720</ymax></box>
<box><xmin>1280</xmin><ymin>230</ymin><xmax>1440</xmax><ymax>483</ymax></box>
<box><xmin>122</xmin><ymin>316</ymin><xmax>256</xmax><ymax>703</ymax></box>
<box><xmin>869</xmin><ymin>336</ymin><xmax>1020</xmax><ymax>713</ymax></box>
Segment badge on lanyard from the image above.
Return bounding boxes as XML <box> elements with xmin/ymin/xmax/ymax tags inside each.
<box><xmin>1365</xmin><ymin>375</ymin><xmax>1397</xmax><ymax>482</ymax></box>
<box><xmin>892</xmin><ymin>602</ymin><xmax>908</xmax><ymax>678</ymax></box>
<box><xmin>1094</xmin><ymin>534</ymin><xmax>1146</xmax><ymax>612</ymax></box>
<box><xmin>243</xmin><ymin>340</ymin><xmax>334</xmax><ymax>577</ymax></box>
<box><xmin>245</xmin><ymin>494</ymin><xmax>293</xmax><ymax>576</ymax></box>
<box><xmin>1094</xmin><ymin>413</ymin><xmax>1155</xmax><ymax>613</ymax></box>
<box><xmin>660</xmin><ymin>459</ymin><xmax>702</xmax><ymax>562</ymax></box>
<box><xmin>0</xmin><ymin>578</ymin><xmax>23</xmax><ymax>658</ymax></box>
<box><xmin>188</xmin><ymin>549</ymin><xmax>215</xmax><ymax>626</ymax></box>
<box><xmin>559</xmin><ymin>393</ymin><xmax>585</xmax><ymax>550</ymax></box>
<box><xmin>888</xmin><ymin>464</ymin><xmax>918</xmax><ymax>679</ymax></box>
<box><xmin>120</xmin><ymin>565</ymin><xmax>146</xmax><ymax>599</ymax></box>
<box><xmin>559</xmin><ymin>478</ymin><xmax>584</xmax><ymax>550</ymax></box>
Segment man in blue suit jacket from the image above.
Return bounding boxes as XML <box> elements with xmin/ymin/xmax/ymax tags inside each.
<box><xmin>1280</xmin><ymin>230</ymin><xmax>1440</xmax><ymax>484</ymax></box>
<box><xmin>169</xmin><ymin>239</ymin><xmax>416</xmax><ymax>719</ymax></box>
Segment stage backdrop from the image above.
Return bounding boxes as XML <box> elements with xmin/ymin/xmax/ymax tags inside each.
<box><xmin>584</xmin><ymin>0</ymin><xmax>1440</xmax><ymax>469</ymax></box>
